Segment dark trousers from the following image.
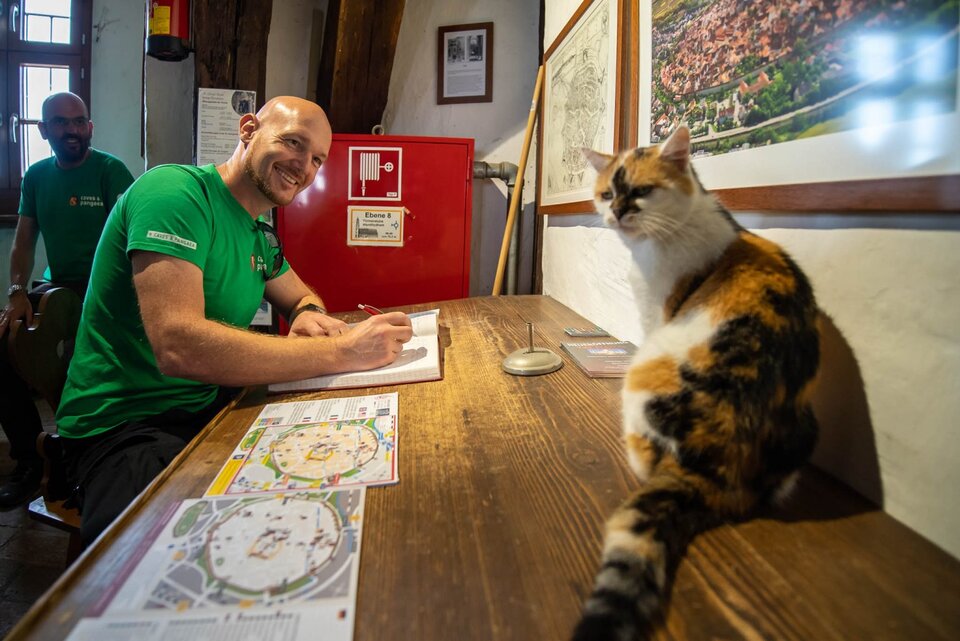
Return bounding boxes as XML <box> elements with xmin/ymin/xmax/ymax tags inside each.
<box><xmin>62</xmin><ymin>387</ymin><xmax>237</xmax><ymax>547</ymax></box>
<box><xmin>0</xmin><ymin>347</ymin><xmax>41</xmax><ymax>462</ymax></box>
<box><xmin>0</xmin><ymin>282</ymin><xmax>82</xmax><ymax>463</ymax></box>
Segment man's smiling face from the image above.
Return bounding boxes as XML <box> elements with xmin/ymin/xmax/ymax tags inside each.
<box><xmin>242</xmin><ymin>105</ymin><xmax>332</xmax><ymax>206</ymax></box>
<box><xmin>39</xmin><ymin>94</ymin><xmax>93</xmax><ymax>166</ymax></box>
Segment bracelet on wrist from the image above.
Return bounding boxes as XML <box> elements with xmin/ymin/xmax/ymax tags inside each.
<box><xmin>6</xmin><ymin>283</ymin><xmax>26</xmax><ymax>298</ymax></box>
<box><xmin>289</xmin><ymin>302</ymin><xmax>326</xmax><ymax>324</ymax></box>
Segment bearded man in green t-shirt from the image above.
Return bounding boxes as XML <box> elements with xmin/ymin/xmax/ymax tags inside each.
<box><xmin>0</xmin><ymin>92</ymin><xmax>134</xmax><ymax>508</ymax></box>
<box><xmin>53</xmin><ymin>96</ymin><xmax>413</xmax><ymax>546</ymax></box>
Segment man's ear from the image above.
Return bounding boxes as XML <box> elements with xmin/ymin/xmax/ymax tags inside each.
<box><xmin>38</xmin><ymin>121</ymin><xmax>50</xmax><ymax>141</ymax></box>
<box><xmin>238</xmin><ymin>113</ymin><xmax>259</xmax><ymax>145</ymax></box>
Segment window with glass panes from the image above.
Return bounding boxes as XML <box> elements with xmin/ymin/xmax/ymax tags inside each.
<box><xmin>1</xmin><ymin>0</ymin><xmax>91</xmax><ymax>222</ymax></box>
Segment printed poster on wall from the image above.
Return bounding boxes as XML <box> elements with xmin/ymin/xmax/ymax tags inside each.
<box><xmin>196</xmin><ymin>88</ymin><xmax>256</xmax><ymax>166</ymax></box>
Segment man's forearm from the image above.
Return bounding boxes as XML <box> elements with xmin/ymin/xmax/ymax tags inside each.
<box><xmin>8</xmin><ymin>261</ymin><xmax>32</xmax><ymax>288</ymax></box>
<box><xmin>151</xmin><ymin>316</ymin><xmax>349</xmax><ymax>387</ymax></box>
<box><xmin>9</xmin><ymin>217</ymin><xmax>39</xmax><ymax>290</ymax></box>
<box><xmin>264</xmin><ymin>268</ymin><xmax>327</xmax><ymax>320</ymax></box>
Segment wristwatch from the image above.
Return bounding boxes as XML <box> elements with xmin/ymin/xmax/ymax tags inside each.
<box><xmin>6</xmin><ymin>283</ymin><xmax>26</xmax><ymax>298</ymax></box>
<box><xmin>289</xmin><ymin>303</ymin><xmax>326</xmax><ymax>324</ymax></box>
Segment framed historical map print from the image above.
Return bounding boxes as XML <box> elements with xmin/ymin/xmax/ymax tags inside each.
<box><xmin>438</xmin><ymin>22</ymin><xmax>494</xmax><ymax>104</ymax></box>
<box><xmin>641</xmin><ymin>0</ymin><xmax>960</xmax><ymax>211</ymax></box>
<box><xmin>539</xmin><ymin>0</ymin><xmax>622</xmax><ymax>214</ymax></box>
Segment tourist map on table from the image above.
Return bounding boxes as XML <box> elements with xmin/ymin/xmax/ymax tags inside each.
<box><xmin>67</xmin><ymin>489</ymin><xmax>364</xmax><ymax>641</ymax></box>
<box><xmin>205</xmin><ymin>393</ymin><xmax>399</xmax><ymax>496</ymax></box>
<box><xmin>64</xmin><ymin>394</ymin><xmax>402</xmax><ymax>641</ymax></box>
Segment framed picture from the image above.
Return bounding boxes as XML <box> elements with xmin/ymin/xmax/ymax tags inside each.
<box><xmin>437</xmin><ymin>22</ymin><xmax>494</xmax><ymax>104</ymax></box>
<box><xmin>641</xmin><ymin>0</ymin><xmax>960</xmax><ymax>212</ymax></box>
<box><xmin>538</xmin><ymin>0</ymin><xmax>623</xmax><ymax>214</ymax></box>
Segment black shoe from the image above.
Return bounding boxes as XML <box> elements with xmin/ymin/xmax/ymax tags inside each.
<box><xmin>0</xmin><ymin>460</ymin><xmax>43</xmax><ymax>509</ymax></box>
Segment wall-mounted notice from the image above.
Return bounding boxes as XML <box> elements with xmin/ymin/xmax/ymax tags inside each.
<box><xmin>348</xmin><ymin>147</ymin><xmax>402</xmax><ymax>200</ymax></box>
<box><xmin>196</xmin><ymin>88</ymin><xmax>256</xmax><ymax>166</ymax></box>
<box><xmin>347</xmin><ymin>206</ymin><xmax>405</xmax><ymax>247</ymax></box>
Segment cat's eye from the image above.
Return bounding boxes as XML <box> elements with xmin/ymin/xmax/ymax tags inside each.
<box><xmin>633</xmin><ymin>186</ymin><xmax>654</xmax><ymax>198</ymax></box>
<box><xmin>600</xmin><ymin>190</ymin><xmax>613</xmax><ymax>201</ymax></box>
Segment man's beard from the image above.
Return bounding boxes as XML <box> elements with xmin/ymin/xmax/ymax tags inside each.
<box><xmin>51</xmin><ymin>135</ymin><xmax>90</xmax><ymax>164</ymax></box>
<box><xmin>244</xmin><ymin>156</ymin><xmax>291</xmax><ymax>206</ymax></box>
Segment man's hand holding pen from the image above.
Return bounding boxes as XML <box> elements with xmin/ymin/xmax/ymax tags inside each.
<box><xmin>336</xmin><ymin>311</ymin><xmax>413</xmax><ymax>369</ymax></box>
<box><xmin>286</xmin><ymin>302</ymin><xmax>411</xmax><ymax>369</ymax></box>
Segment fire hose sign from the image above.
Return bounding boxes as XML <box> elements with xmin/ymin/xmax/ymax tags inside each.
<box><xmin>348</xmin><ymin>146</ymin><xmax>402</xmax><ymax>201</ymax></box>
<box><xmin>347</xmin><ymin>206</ymin><xmax>405</xmax><ymax>247</ymax></box>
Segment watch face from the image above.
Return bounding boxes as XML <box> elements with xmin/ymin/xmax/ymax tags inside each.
<box><xmin>7</xmin><ymin>284</ymin><xmax>25</xmax><ymax>297</ymax></box>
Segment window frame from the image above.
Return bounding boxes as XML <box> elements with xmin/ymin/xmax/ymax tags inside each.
<box><xmin>1</xmin><ymin>0</ymin><xmax>92</xmax><ymax>225</ymax></box>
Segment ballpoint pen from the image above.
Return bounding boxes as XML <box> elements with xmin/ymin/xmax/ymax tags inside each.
<box><xmin>358</xmin><ymin>304</ymin><xmax>383</xmax><ymax>315</ymax></box>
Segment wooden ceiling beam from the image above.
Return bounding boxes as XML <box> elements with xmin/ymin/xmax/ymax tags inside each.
<box><xmin>316</xmin><ymin>0</ymin><xmax>406</xmax><ymax>133</ymax></box>
<box><xmin>193</xmin><ymin>0</ymin><xmax>274</xmax><ymax>109</ymax></box>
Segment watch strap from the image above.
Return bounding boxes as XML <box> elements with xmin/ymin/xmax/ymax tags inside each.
<box><xmin>289</xmin><ymin>302</ymin><xmax>326</xmax><ymax>324</ymax></box>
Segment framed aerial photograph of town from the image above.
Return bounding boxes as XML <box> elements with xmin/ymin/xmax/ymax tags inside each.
<box><xmin>539</xmin><ymin>0</ymin><xmax>623</xmax><ymax>214</ymax></box>
<box><xmin>642</xmin><ymin>0</ymin><xmax>960</xmax><ymax>211</ymax></box>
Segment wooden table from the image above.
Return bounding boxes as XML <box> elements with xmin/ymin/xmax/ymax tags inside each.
<box><xmin>10</xmin><ymin>296</ymin><xmax>960</xmax><ymax>640</ymax></box>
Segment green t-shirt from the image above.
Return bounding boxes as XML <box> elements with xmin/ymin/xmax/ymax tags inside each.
<box><xmin>18</xmin><ymin>148</ymin><xmax>134</xmax><ymax>283</ymax></box>
<box><xmin>56</xmin><ymin>164</ymin><xmax>289</xmax><ymax>439</ymax></box>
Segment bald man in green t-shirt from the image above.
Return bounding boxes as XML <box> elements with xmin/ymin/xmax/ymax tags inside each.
<box><xmin>55</xmin><ymin>96</ymin><xmax>413</xmax><ymax>546</ymax></box>
<box><xmin>0</xmin><ymin>92</ymin><xmax>133</xmax><ymax>508</ymax></box>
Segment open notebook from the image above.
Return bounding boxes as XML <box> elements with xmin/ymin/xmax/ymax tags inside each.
<box><xmin>268</xmin><ymin>309</ymin><xmax>441</xmax><ymax>392</ymax></box>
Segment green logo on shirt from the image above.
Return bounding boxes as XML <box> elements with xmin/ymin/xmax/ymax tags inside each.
<box><xmin>146</xmin><ymin>230</ymin><xmax>198</xmax><ymax>250</ymax></box>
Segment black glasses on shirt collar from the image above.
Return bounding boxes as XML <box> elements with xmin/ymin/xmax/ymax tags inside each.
<box><xmin>256</xmin><ymin>220</ymin><xmax>284</xmax><ymax>281</ymax></box>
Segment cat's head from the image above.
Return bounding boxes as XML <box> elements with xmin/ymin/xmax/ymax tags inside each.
<box><xmin>583</xmin><ymin>126</ymin><xmax>699</xmax><ymax>241</ymax></box>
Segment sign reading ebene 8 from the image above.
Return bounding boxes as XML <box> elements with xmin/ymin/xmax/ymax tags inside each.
<box><xmin>347</xmin><ymin>206</ymin><xmax>405</xmax><ymax>248</ymax></box>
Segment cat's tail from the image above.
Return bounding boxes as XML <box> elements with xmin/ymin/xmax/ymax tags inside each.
<box><xmin>570</xmin><ymin>473</ymin><xmax>716</xmax><ymax>641</ymax></box>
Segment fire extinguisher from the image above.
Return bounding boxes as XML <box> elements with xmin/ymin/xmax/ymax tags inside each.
<box><xmin>146</xmin><ymin>0</ymin><xmax>191</xmax><ymax>61</ymax></box>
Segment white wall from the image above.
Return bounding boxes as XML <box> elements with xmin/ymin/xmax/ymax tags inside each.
<box><xmin>90</xmin><ymin>0</ymin><xmax>145</xmax><ymax>175</ymax></box>
<box><xmin>383</xmin><ymin>0</ymin><xmax>540</xmax><ymax>295</ymax></box>
<box><xmin>265</xmin><ymin>0</ymin><xmax>328</xmax><ymax>100</ymax></box>
<box><xmin>144</xmin><ymin>56</ymin><xmax>195</xmax><ymax>168</ymax></box>
<box><xmin>542</xmin><ymin>0</ymin><xmax>960</xmax><ymax>559</ymax></box>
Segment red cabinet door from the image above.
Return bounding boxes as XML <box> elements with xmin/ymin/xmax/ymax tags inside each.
<box><xmin>278</xmin><ymin>134</ymin><xmax>473</xmax><ymax>313</ymax></box>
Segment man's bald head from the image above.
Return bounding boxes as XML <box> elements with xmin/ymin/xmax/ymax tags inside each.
<box><xmin>255</xmin><ymin>97</ymin><xmax>332</xmax><ymax>140</ymax></box>
<box><xmin>41</xmin><ymin>92</ymin><xmax>89</xmax><ymax>121</ymax></box>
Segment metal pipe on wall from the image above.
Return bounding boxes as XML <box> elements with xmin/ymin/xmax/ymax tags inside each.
<box><xmin>473</xmin><ymin>161</ymin><xmax>522</xmax><ymax>294</ymax></box>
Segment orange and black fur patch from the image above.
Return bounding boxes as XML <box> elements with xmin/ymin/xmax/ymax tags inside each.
<box><xmin>573</xmin><ymin>129</ymin><xmax>820</xmax><ymax>641</ymax></box>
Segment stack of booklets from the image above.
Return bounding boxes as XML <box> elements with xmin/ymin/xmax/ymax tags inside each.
<box><xmin>560</xmin><ymin>340</ymin><xmax>637</xmax><ymax>378</ymax></box>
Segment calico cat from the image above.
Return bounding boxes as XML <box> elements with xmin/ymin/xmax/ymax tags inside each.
<box><xmin>572</xmin><ymin>126</ymin><xmax>820</xmax><ymax>640</ymax></box>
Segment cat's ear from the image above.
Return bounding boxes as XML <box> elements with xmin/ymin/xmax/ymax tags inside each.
<box><xmin>659</xmin><ymin>126</ymin><xmax>691</xmax><ymax>172</ymax></box>
<box><xmin>582</xmin><ymin>148</ymin><xmax>615</xmax><ymax>172</ymax></box>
